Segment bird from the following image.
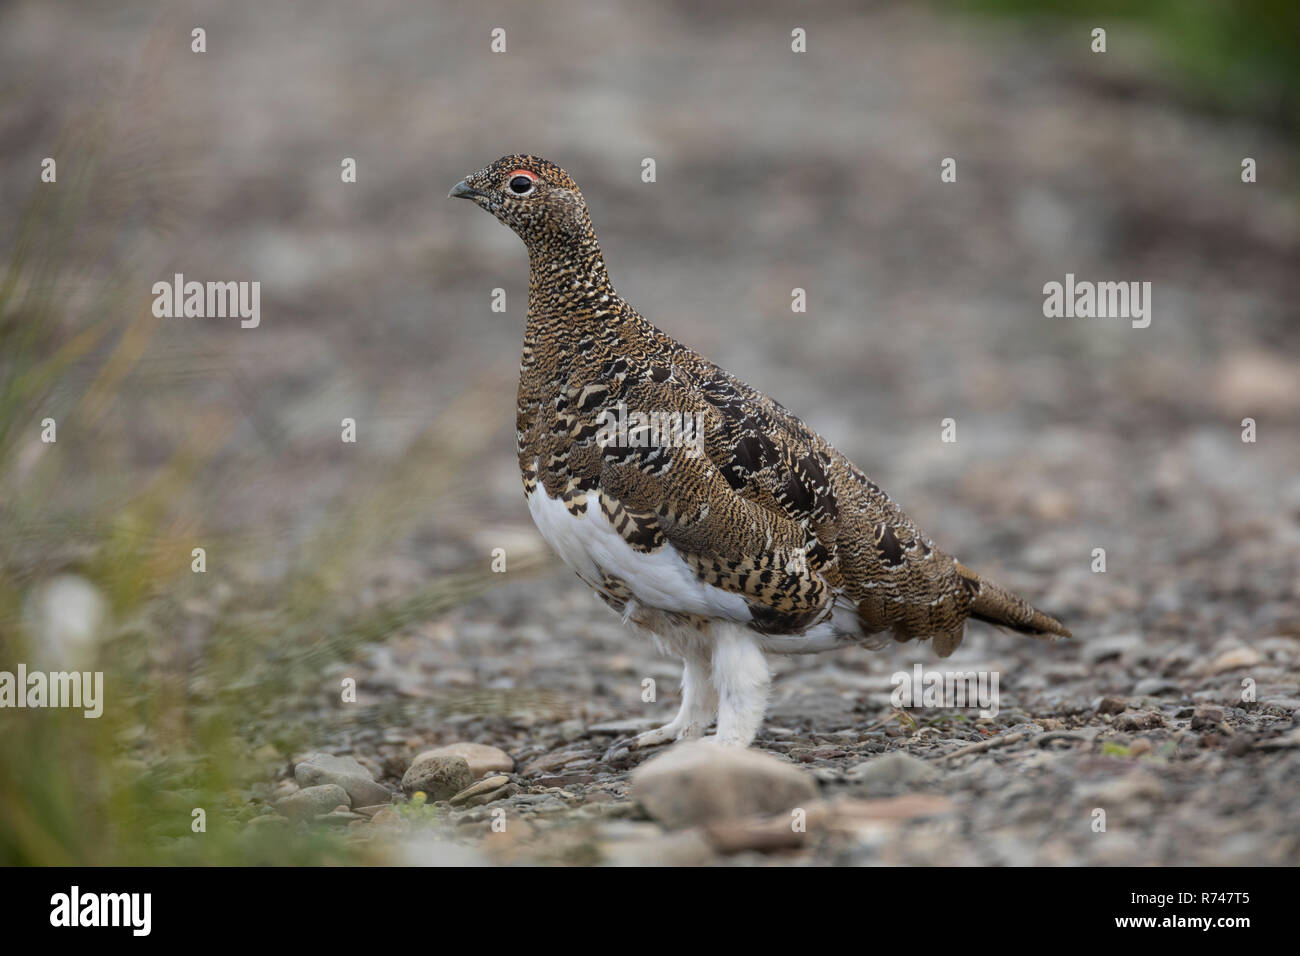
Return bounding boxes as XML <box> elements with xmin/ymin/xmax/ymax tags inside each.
<box><xmin>450</xmin><ymin>154</ymin><xmax>1070</xmax><ymax>753</ymax></box>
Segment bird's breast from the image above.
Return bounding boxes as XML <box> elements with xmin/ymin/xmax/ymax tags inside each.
<box><xmin>524</xmin><ymin>477</ymin><xmax>751</xmax><ymax>623</ymax></box>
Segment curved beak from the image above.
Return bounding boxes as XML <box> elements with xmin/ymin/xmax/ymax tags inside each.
<box><xmin>448</xmin><ymin>179</ymin><xmax>483</xmax><ymax>200</ymax></box>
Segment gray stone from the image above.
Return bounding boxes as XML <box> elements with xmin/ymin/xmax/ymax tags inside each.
<box><xmin>631</xmin><ymin>741</ymin><xmax>817</xmax><ymax>830</ymax></box>
<box><xmin>1190</xmin><ymin>706</ymin><xmax>1226</xmax><ymax>730</ymax></box>
<box><xmin>1261</xmin><ymin>697</ymin><xmax>1300</xmax><ymax>715</ymax></box>
<box><xmin>314</xmin><ymin>809</ymin><xmax>368</xmax><ymax>826</ymax></box>
<box><xmin>247</xmin><ymin>814</ymin><xmax>290</xmax><ymax>830</ymax></box>
<box><xmin>1207</xmin><ymin>646</ymin><xmax>1264</xmax><ymax>674</ymax></box>
<box><xmin>588</xmin><ymin>718</ymin><xmax>661</xmax><ymax>735</ymax></box>
<box><xmin>557</xmin><ymin>719</ymin><xmax>587</xmax><ymax>742</ymax></box>
<box><xmin>294</xmin><ymin>752</ymin><xmax>392</xmax><ymax>808</ymax></box>
<box><xmin>1082</xmin><ymin>633</ymin><xmax>1142</xmax><ymax>664</ymax></box>
<box><xmin>402</xmin><ymin>754</ymin><xmax>473</xmax><ymax>800</ymax></box>
<box><xmin>275</xmin><ymin>783</ymin><xmax>350</xmax><ymax>819</ymax></box>
<box><xmin>448</xmin><ymin>774</ymin><xmax>512</xmax><ymax>806</ymax></box>
<box><xmin>1115</xmin><ymin>710</ymin><xmax>1166</xmax><ymax>731</ymax></box>
<box><xmin>413</xmin><ymin>743</ymin><xmax>514</xmax><ymax>779</ymax></box>
<box><xmin>1133</xmin><ymin>677</ymin><xmax>1182</xmax><ymax>697</ymax></box>
<box><xmin>846</xmin><ymin>751</ymin><xmax>940</xmax><ymax>789</ymax></box>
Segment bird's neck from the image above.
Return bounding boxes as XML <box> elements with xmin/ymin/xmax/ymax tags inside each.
<box><xmin>525</xmin><ymin>236</ymin><xmax>620</xmax><ymax>335</ymax></box>
<box><xmin>520</xmin><ymin>235</ymin><xmax>656</xmax><ymax>397</ymax></box>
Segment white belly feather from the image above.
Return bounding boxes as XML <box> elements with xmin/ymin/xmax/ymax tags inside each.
<box><xmin>526</xmin><ymin>485</ymin><xmax>752</xmax><ymax>623</ymax></box>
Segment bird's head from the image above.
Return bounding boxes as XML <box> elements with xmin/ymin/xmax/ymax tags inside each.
<box><xmin>449</xmin><ymin>155</ymin><xmax>593</xmax><ymax>250</ymax></box>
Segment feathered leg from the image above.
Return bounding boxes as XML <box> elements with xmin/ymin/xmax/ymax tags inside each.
<box><xmin>602</xmin><ymin>653</ymin><xmax>716</xmax><ymax>759</ymax></box>
<box><xmin>710</xmin><ymin>624</ymin><xmax>771</xmax><ymax>746</ymax></box>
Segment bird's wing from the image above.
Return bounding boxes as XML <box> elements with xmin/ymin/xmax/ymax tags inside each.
<box><xmin>578</xmin><ymin>353</ymin><xmax>845</xmax><ymax>631</ymax></box>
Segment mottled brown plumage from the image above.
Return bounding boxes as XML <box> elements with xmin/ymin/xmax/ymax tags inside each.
<box><xmin>451</xmin><ymin>155</ymin><xmax>1069</xmax><ymax>748</ymax></box>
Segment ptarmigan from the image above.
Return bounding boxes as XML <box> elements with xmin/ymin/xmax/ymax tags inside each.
<box><xmin>450</xmin><ymin>154</ymin><xmax>1070</xmax><ymax>752</ymax></box>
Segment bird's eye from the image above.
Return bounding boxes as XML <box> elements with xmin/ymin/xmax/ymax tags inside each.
<box><xmin>507</xmin><ymin>172</ymin><xmax>537</xmax><ymax>195</ymax></box>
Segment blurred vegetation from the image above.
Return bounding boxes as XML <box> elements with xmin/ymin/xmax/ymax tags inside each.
<box><xmin>0</xmin><ymin>93</ymin><xmax>546</xmax><ymax>864</ymax></box>
<box><xmin>956</xmin><ymin>0</ymin><xmax>1300</xmax><ymax>130</ymax></box>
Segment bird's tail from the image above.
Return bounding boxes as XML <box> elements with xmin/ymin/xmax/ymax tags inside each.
<box><xmin>956</xmin><ymin>562</ymin><xmax>1072</xmax><ymax>639</ymax></box>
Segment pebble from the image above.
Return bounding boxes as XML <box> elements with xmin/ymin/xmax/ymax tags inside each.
<box><xmin>1190</xmin><ymin>706</ymin><xmax>1226</xmax><ymax>730</ymax></box>
<box><xmin>1206</xmin><ymin>646</ymin><xmax>1264</xmax><ymax>674</ymax></box>
<box><xmin>370</xmin><ymin>807</ymin><xmax>401</xmax><ymax>826</ymax></box>
<box><xmin>846</xmin><ymin>751</ymin><xmax>940</xmax><ymax>789</ymax></box>
<box><xmin>536</xmin><ymin>773</ymin><xmax>597</xmax><ymax>787</ymax></box>
<box><xmin>557</xmin><ymin>719</ymin><xmax>587</xmax><ymax>742</ymax></box>
<box><xmin>587</xmin><ymin>718</ymin><xmax>660</xmax><ymax>735</ymax></box>
<box><xmin>1261</xmin><ymin>697</ymin><xmax>1300</xmax><ymax>715</ymax></box>
<box><xmin>448</xmin><ymin>774</ymin><xmax>512</xmax><ymax>806</ymax></box>
<box><xmin>315</xmin><ymin>809</ymin><xmax>368</xmax><ymax>826</ymax></box>
<box><xmin>1133</xmin><ymin>677</ymin><xmax>1182</xmax><ymax>696</ymax></box>
<box><xmin>631</xmin><ymin>741</ymin><xmax>817</xmax><ymax>829</ymax></box>
<box><xmin>1082</xmin><ymin>633</ymin><xmax>1142</xmax><ymax>664</ymax></box>
<box><xmin>1080</xmin><ymin>771</ymin><xmax>1165</xmax><ymax>805</ymax></box>
<box><xmin>522</xmin><ymin>748</ymin><xmax>592</xmax><ymax>775</ymax></box>
<box><xmin>275</xmin><ymin>783</ymin><xmax>350</xmax><ymax>819</ymax></box>
<box><xmin>413</xmin><ymin>742</ymin><xmax>514</xmax><ymax>779</ymax></box>
<box><xmin>294</xmin><ymin>752</ymin><xmax>392</xmax><ymax>808</ymax></box>
<box><xmin>1115</xmin><ymin>711</ymin><xmax>1166</xmax><ymax>731</ymax></box>
<box><xmin>1129</xmin><ymin>737</ymin><xmax>1155</xmax><ymax>756</ymax></box>
<box><xmin>402</xmin><ymin>754</ymin><xmax>474</xmax><ymax>800</ymax></box>
<box><xmin>1256</xmin><ymin>727</ymin><xmax>1300</xmax><ymax>750</ymax></box>
<box><xmin>247</xmin><ymin>814</ymin><xmax>290</xmax><ymax>830</ymax></box>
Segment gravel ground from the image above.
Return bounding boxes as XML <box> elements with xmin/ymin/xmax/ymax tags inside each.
<box><xmin>5</xmin><ymin>1</ymin><xmax>1298</xmax><ymax>865</ymax></box>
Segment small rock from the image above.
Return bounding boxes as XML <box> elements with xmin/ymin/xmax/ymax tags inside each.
<box><xmin>522</xmin><ymin>748</ymin><xmax>591</xmax><ymax>775</ymax></box>
<box><xmin>1260</xmin><ymin>697</ymin><xmax>1300</xmax><ymax>715</ymax></box>
<box><xmin>705</xmin><ymin>816</ymin><xmax>809</xmax><ymax>854</ymax></box>
<box><xmin>315</xmin><ymin>809</ymin><xmax>367</xmax><ymax>826</ymax></box>
<box><xmin>1133</xmin><ymin>677</ymin><xmax>1181</xmax><ymax>697</ymax></box>
<box><xmin>275</xmin><ymin>783</ymin><xmax>350</xmax><ymax>819</ymax></box>
<box><xmin>535</xmin><ymin>773</ymin><xmax>597</xmax><ymax>787</ymax></box>
<box><xmin>631</xmin><ymin>741</ymin><xmax>817</xmax><ymax>830</ymax></box>
<box><xmin>294</xmin><ymin>752</ymin><xmax>392</xmax><ymax>808</ymax></box>
<box><xmin>402</xmin><ymin>754</ymin><xmax>473</xmax><ymax>800</ymax></box>
<box><xmin>1115</xmin><ymin>710</ymin><xmax>1165</xmax><ymax>731</ymax></box>
<box><xmin>1256</xmin><ymin>727</ymin><xmax>1300</xmax><ymax>750</ymax></box>
<box><xmin>1207</xmin><ymin>646</ymin><xmax>1264</xmax><ymax>674</ymax></box>
<box><xmin>846</xmin><ymin>751</ymin><xmax>939</xmax><ymax>789</ymax></box>
<box><xmin>1190</xmin><ymin>705</ymin><xmax>1225</xmax><ymax>730</ymax></box>
<box><xmin>247</xmin><ymin>814</ymin><xmax>290</xmax><ymax>830</ymax></box>
<box><xmin>270</xmin><ymin>779</ymin><xmax>301</xmax><ymax>800</ymax></box>
<box><xmin>1128</xmin><ymin>738</ymin><xmax>1153</xmax><ymax>757</ymax></box>
<box><xmin>557</xmin><ymin>719</ymin><xmax>587</xmax><ymax>742</ymax></box>
<box><xmin>827</xmin><ymin>794</ymin><xmax>954</xmax><ymax>825</ymax></box>
<box><xmin>370</xmin><ymin>807</ymin><xmax>401</xmax><ymax>826</ymax></box>
<box><xmin>414</xmin><ymin>742</ymin><xmax>514</xmax><ymax>779</ymax></box>
<box><xmin>526</xmin><ymin>795</ymin><xmax>570</xmax><ymax>813</ymax></box>
<box><xmin>448</xmin><ymin>774</ymin><xmax>511</xmax><ymax>806</ymax></box>
<box><xmin>588</xmin><ymin>717</ymin><xmax>661</xmax><ymax>735</ymax></box>
<box><xmin>1082</xmin><ymin>633</ymin><xmax>1142</xmax><ymax>664</ymax></box>
<box><xmin>1097</xmin><ymin>697</ymin><xmax>1128</xmax><ymax>715</ymax></box>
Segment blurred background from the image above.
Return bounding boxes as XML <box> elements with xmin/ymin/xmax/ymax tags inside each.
<box><xmin>1</xmin><ymin>0</ymin><xmax>1297</xmax><ymax>865</ymax></box>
